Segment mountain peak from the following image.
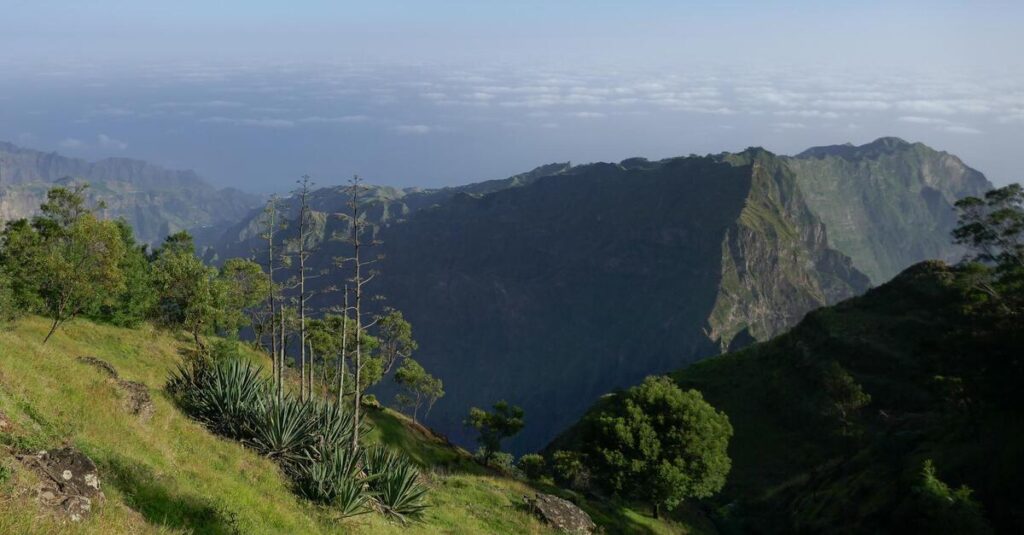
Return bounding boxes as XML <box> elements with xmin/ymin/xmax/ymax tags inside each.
<box><xmin>796</xmin><ymin>137</ymin><xmax>915</xmax><ymax>159</ymax></box>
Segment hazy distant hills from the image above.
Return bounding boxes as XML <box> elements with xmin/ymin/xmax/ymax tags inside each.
<box><xmin>0</xmin><ymin>142</ymin><xmax>262</xmax><ymax>245</ymax></box>
<box><xmin>199</xmin><ymin>137</ymin><xmax>989</xmax><ymax>452</ymax></box>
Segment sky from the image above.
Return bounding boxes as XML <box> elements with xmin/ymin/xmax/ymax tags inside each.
<box><xmin>0</xmin><ymin>0</ymin><xmax>1022</xmax><ymax>190</ymax></box>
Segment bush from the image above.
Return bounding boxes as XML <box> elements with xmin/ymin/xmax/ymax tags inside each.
<box><xmin>552</xmin><ymin>450</ymin><xmax>591</xmax><ymax>491</ymax></box>
<box><xmin>0</xmin><ymin>270</ymin><xmax>20</xmax><ymax>324</ymax></box>
<box><xmin>517</xmin><ymin>454</ymin><xmax>546</xmax><ymax>480</ymax></box>
<box><xmin>896</xmin><ymin>459</ymin><xmax>992</xmax><ymax>534</ymax></box>
<box><xmin>168</xmin><ymin>358</ymin><xmax>267</xmax><ymax>440</ymax></box>
<box><xmin>249</xmin><ymin>397</ymin><xmax>318</xmax><ymax>467</ymax></box>
<box><xmin>292</xmin><ymin>445</ymin><xmax>368</xmax><ymax>515</ymax></box>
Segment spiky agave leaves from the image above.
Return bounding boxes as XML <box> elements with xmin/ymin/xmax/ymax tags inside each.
<box><xmin>248</xmin><ymin>396</ymin><xmax>318</xmax><ymax>467</ymax></box>
<box><xmin>364</xmin><ymin>447</ymin><xmax>429</xmax><ymax>522</ymax></box>
<box><xmin>168</xmin><ymin>358</ymin><xmax>267</xmax><ymax>440</ymax></box>
<box><xmin>308</xmin><ymin>398</ymin><xmax>355</xmax><ymax>450</ymax></box>
<box><xmin>292</xmin><ymin>445</ymin><xmax>372</xmax><ymax>516</ymax></box>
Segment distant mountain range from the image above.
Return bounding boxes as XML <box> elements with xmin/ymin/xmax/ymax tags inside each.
<box><xmin>199</xmin><ymin>137</ymin><xmax>991</xmax><ymax>452</ymax></box>
<box><xmin>0</xmin><ymin>142</ymin><xmax>262</xmax><ymax>245</ymax></box>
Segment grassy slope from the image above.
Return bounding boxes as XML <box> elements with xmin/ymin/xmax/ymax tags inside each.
<box><xmin>0</xmin><ymin>316</ymin><xmax>705</xmax><ymax>534</ymax></box>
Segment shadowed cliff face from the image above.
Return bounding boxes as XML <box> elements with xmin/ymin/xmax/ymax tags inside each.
<box><xmin>309</xmin><ymin>153</ymin><xmax>868</xmax><ymax>452</ymax></box>
<box><xmin>201</xmin><ymin>138</ymin><xmax>986</xmax><ymax>453</ymax></box>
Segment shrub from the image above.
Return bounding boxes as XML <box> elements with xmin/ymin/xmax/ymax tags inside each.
<box><xmin>896</xmin><ymin>459</ymin><xmax>992</xmax><ymax>534</ymax></box>
<box><xmin>552</xmin><ymin>450</ymin><xmax>591</xmax><ymax>491</ymax></box>
<box><xmin>168</xmin><ymin>358</ymin><xmax>267</xmax><ymax>440</ymax></box>
<box><xmin>368</xmin><ymin>454</ymin><xmax>429</xmax><ymax>523</ymax></box>
<box><xmin>517</xmin><ymin>454</ymin><xmax>546</xmax><ymax>480</ymax></box>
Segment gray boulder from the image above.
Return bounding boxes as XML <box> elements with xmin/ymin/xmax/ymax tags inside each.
<box><xmin>526</xmin><ymin>492</ymin><xmax>597</xmax><ymax>535</ymax></box>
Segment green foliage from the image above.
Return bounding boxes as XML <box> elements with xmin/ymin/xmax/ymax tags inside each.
<box><xmin>0</xmin><ymin>269</ymin><xmax>19</xmax><ymax>324</ymax></box>
<box><xmin>218</xmin><ymin>258</ymin><xmax>270</xmax><ymax>336</ymax></box>
<box><xmin>90</xmin><ymin>220</ymin><xmax>156</xmax><ymax>327</ymax></box>
<box><xmin>151</xmin><ymin>231</ymin><xmax>225</xmax><ymax>346</ymax></box>
<box><xmin>393</xmin><ymin>358</ymin><xmax>444</xmax><ymax>422</ymax></box>
<box><xmin>375</xmin><ymin>308</ymin><xmax>418</xmax><ymax>374</ymax></box>
<box><xmin>551</xmin><ymin>450</ymin><xmax>591</xmax><ymax>491</ymax></box>
<box><xmin>464</xmin><ymin>401</ymin><xmax>524</xmax><ymax>464</ymax></box>
<box><xmin>516</xmin><ymin>453</ymin><xmax>546</xmax><ymax>480</ymax></box>
<box><xmin>364</xmin><ymin>448</ymin><xmax>429</xmax><ymax>523</ymax></box>
<box><xmin>896</xmin><ymin>460</ymin><xmax>992</xmax><ymax>534</ymax></box>
<box><xmin>577</xmin><ymin>376</ymin><xmax>732</xmax><ymax>516</ymax></box>
<box><xmin>168</xmin><ymin>357</ymin><xmax>267</xmax><ymax>440</ymax></box>
<box><xmin>953</xmin><ymin>182</ymin><xmax>1024</xmax><ymax>313</ymax></box>
<box><xmin>291</xmin><ymin>445</ymin><xmax>366</xmax><ymax>512</ymax></box>
<box><xmin>818</xmin><ymin>360</ymin><xmax>871</xmax><ymax>432</ymax></box>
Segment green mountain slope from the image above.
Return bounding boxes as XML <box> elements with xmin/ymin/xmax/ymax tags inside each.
<box><xmin>0</xmin><ymin>317</ymin><xmax>708</xmax><ymax>535</ymax></box>
<box><xmin>552</xmin><ymin>261</ymin><xmax>1023</xmax><ymax>533</ymax></box>
<box><xmin>0</xmin><ymin>142</ymin><xmax>261</xmax><ymax>245</ymax></box>
<box><xmin>786</xmin><ymin>137</ymin><xmax>992</xmax><ymax>283</ymax></box>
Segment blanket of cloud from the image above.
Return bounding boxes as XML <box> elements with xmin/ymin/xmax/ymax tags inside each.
<box><xmin>0</xmin><ymin>59</ymin><xmax>1020</xmax><ymax>191</ymax></box>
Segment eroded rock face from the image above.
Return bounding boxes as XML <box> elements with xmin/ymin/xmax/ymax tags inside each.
<box><xmin>526</xmin><ymin>493</ymin><xmax>597</xmax><ymax>535</ymax></box>
<box><xmin>20</xmin><ymin>448</ymin><xmax>104</xmax><ymax>522</ymax></box>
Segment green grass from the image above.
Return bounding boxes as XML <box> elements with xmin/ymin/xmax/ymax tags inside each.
<box><xmin>0</xmin><ymin>316</ymin><xmax>706</xmax><ymax>534</ymax></box>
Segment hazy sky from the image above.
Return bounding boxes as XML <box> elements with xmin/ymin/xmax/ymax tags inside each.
<box><xmin>1</xmin><ymin>1</ymin><xmax>1021</xmax><ymax>190</ymax></box>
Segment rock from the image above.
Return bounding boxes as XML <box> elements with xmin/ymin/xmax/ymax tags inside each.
<box><xmin>526</xmin><ymin>493</ymin><xmax>597</xmax><ymax>535</ymax></box>
<box><xmin>117</xmin><ymin>379</ymin><xmax>154</xmax><ymax>421</ymax></box>
<box><xmin>77</xmin><ymin>356</ymin><xmax>119</xmax><ymax>378</ymax></box>
<box><xmin>19</xmin><ymin>447</ymin><xmax>104</xmax><ymax>522</ymax></box>
<box><xmin>76</xmin><ymin>356</ymin><xmax>153</xmax><ymax>421</ymax></box>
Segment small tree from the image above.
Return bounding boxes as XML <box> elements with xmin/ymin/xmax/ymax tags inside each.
<box><xmin>953</xmin><ymin>183</ymin><xmax>1023</xmax><ymax>312</ymax></box>
<box><xmin>219</xmin><ymin>258</ymin><xmax>271</xmax><ymax>337</ymax></box>
<box><xmin>393</xmin><ymin>358</ymin><xmax>444</xmax><ymax>423</ymax></box>
<box><xmin>376</xmin><ymin>308</ymin><xmax>418</xmax><ymax>375</ymax></box>
<box><xmin>151</xmin><ymin>232</ymin><xmax>224</xmax><ymax>351</ymax></box>
<box><xmin>896</xmin><ymin>459</ymin><xmax>992</xmax><ymax>534</ymax></box>
<box><xmin>819</xmin><ymin>360</ymin><xmax>871</xmax><ymax>432</ymax></box>
<box><xmin>579</xmin><ymin>375</ymin><xmax>732</xmax><ymax>518</ymax></box>
<box><xmin>38</xmin><ymin>213</ymin><xmax>126</xmax><ymax>343</ymax></box>
<box><xmin>465</xmin><ymin>400</ymin><xmax>524</xmax><ymax>464</ymax></box>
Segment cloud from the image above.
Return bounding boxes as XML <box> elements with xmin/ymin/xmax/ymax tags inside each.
<box><xmin>773</xmin><ymin>122</ymin><xmax>807</xmax><ymax>129</ymax></box>
<box><xmin>201</xmin><ymin>116</ymin><xmax>296</xmax><ymax>128</ymax></box>
<box><xmin>393</xmin><ymin>124</ymin><xmax>433</xmax><ymax>135</ymax></box>
<box><xmin>897</xmin><ymin>116</ymin><xmax>951</xmax><ymax>125</ymax></box>
<box><xmin>97</xmin><ymin>134</ymin><xmax>128</xmax><ymax>150</ymax></box>
<box><xmin>298</xmin><ymin>115</ymin><xmax>370</xmax><ymax>124</ymax></box>
<box><xmin>941</xmin><ymin>125</ymin><xmax>983</xmax><ymax>135</ymax></box>
<box><xmin>59</xmin><ymin>138</ymin><xmax>84</xmax><ymax>149</ymax></box>
<box><xmin>572</xmin><ymin>111</ymin><xmax>606</xmax><ymax>119</ymax></box>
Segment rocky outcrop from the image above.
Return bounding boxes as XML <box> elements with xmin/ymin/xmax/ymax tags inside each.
<box><xmin>18</xmin><ymin>447</ymin><xmax>104</xmax><ymax>522</ymax></box>
<box><xmin>77</xmin><ymin>356</ymin><xmax>154</xmax><ymax>421</ymax></box>
<box><xmin>526</xmin><ymin>493</ymin><xmax>596</xmax><ymax>535</ymax></box>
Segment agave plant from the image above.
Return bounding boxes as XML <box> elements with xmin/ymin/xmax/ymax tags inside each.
<box><xmin>292</xmin><ymin>445</ymin><xmax>370</xmax><ymax>515</ymax></box>
<box><xmin>248</xmin><ymin>396</ymin><xmax>318</xmax><ymax>467</ymax></box>
<box><xmin>365</xmin><ymin>448</ymin><xmax>429</xmax><ymax>522</ymax></box>
<box><xmin>168</xmin><ymin>358</ymin><xmax>267</xmax><ymax>440</ymax></box>
<box><xmin>308</xmin><ymin>399</ymin><xmax>354</xmax><ymax>451</ymax></box>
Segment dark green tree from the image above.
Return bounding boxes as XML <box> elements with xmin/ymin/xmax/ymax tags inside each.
<box><xmin>578</xmin><ymin>375</ymin><xmax>732</xmax><ymax>518</ymax></box>
<box><xmin>465</xmin><ymin>400</ymin><xmax>524</xmax><ymax>464</ymax></box>
<box><xmin>89</xmin><ymin>219</ymin><xmax>155</xmax><ymax>327</ymax></box>
<box><xmin>151</xmin><ymin>231</ymin><xmax>224</xmax><ymax>350</ymax></box>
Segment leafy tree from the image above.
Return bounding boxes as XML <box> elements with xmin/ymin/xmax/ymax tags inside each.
<box><xmin>953</xmin><ymin>183</ymin><xmax>1024</xmax><ymax>311</ymax></box>
<box><xmin>393</xmin><ymin>358</ymin><xmax>444</xmax><ymax>422</ymax></box>
<box><xmin>151</xmin><ymin>232</ymin><xmax>224</xmax><ymax>350</ymax></box>
<box><xmin>0</xmin><ymin>219</ymin><xmax>46</xmax><ymax>313</ymax></box>
<box><xmin>896</xmin><ymin>459</ymin><xmax>992</xmax><ymax>534</ymax></box>
<box><xmin>219</xmin><ymin>258</ymin><xmax>270</xmax><ymax>337</ymax></box>
<box><xmin>551</xmin><ymin>450</ymin><xmax>590</xmax><ymax>491</ymax></box>
<box><xmin>36</xmin><ymin>205</ymin><xmax>126</xmax><ymax>343</ymax></box>
<box><xmin>376</xmin><ymin>307</ymin><xmax>418</xmax><ymax>375</ymax></box>
<box><xmin>818</xmin><ymin>360</ymin><xmax>871</xmax><ymax>432</ymax></box>
<box><xmin>465</xmin><ymin>400</ymin><xmax>524</xmax><ymax>464</ymax></box>
<box><xmin>578</xmin><ymin>375</ymin><xmax>732</xmax><ymax>518</ymax></box>
<box><xmin>517</xmin><ymin>454</ymin><xmax>546</xmax><ymax>480</ymax></box>
<box><xmin>89</xmin><ymin>219</ymin><xmax>155</xmax><ymax>327</ymax></box>
<box><xmin>0</xmin><ymin>268</ymin><xmax>19</xmax><ymax>324</ymax></box>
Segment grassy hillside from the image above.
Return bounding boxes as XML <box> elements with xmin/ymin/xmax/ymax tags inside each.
<box><xmin>0</xmin><ymin>316</ymin><xmax>708</xmax><ymax>534</ymax></box>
